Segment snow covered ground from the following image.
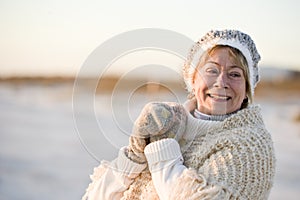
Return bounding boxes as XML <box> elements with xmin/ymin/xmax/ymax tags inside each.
<box><xmin>0</xmin><ymin>82</ymin><xmax>299</xmax><ymax>200</ymax></box>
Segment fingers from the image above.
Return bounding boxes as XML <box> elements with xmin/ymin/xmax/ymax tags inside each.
<box><xmin>133</xmin><ymin>102</ymin><xmax>175</xmax><ymax>138</ymax></box>
<box><xmin>129</xmin><ymin>136</ymin><xmax>147</xmax><ymax>153</ymax></box>
<box><xmin>127</xmin><ymin>136</ymin><xmax>147</xmax><ymax>164</ymax></box>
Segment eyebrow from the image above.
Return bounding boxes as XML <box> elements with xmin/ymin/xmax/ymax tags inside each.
<box><xmin>206</xmin><ymin>61</ymin><xmax>243</xmax><ymax>70</ymax></box>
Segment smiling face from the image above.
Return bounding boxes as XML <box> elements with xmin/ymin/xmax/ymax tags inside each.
<box><xmin>192</xmin><ymin>46</ymin><xmax>247</xmax><ymax>115</ymax></box>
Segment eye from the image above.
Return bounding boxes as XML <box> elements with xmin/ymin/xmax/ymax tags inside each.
<box><xmin>229</xmin><ymin>72</ymin><xmax>241</xmax><ymax>78</ymax></box>
<box><xmin>228</xmin><ymin>68</ymin><xmax>244</xmax><ymax>79</ymax></box>
<box><xmin>205</xmin><ymin>66</ymin><xmax>219</xmax><ymax>76</ymax></box>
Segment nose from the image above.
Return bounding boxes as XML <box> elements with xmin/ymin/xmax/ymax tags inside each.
<box><xmin>213</xmin><ymin>72</ymin><xmax>229</xmax><ymax>88</ymax></box>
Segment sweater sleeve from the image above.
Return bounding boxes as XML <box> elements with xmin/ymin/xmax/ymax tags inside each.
<box><xmin>82</xmin><ymin>147</ymin><xmax>147</xmax><ymax>200</ymax></box>
<box><xmin>144</xmin><ymin>139</ymin><xmax>232</xmax><ymax>200</ymax></box>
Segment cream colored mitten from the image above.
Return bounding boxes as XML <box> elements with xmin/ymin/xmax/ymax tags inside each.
<box><xmin>127</xmin><ymin>102</ymin><xmax>187</xmax><ymax>163</ymax></box>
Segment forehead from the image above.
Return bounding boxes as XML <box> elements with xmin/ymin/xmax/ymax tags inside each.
<box><xmin>207</xmin><ymin>48</ymin><xmax>238</xmax><ymax>66</ymax></box>
<box><xmin>209</xmin><ymin>47</ymin><xmax>233</xmax><ymax>58</ymax></box>
<box><xmin>204</xmin><ymin>46</ymin><xmax>246</xmax><ymax>70</ymax></box>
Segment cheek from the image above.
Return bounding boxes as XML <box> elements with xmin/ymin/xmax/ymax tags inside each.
<box><xmin>193</xmin><ymin>71</ymin><xmax>215</xmax><ymax>89</ymax></box>
<box><xmin>192</xmin><ymin>73</ymin><xmax>208</xmax><ymax>93</ymax></box>
<box><xmin>232</xmin><ymin>82</ymin><xmax>246</xmax><ymax>99</ymax></box>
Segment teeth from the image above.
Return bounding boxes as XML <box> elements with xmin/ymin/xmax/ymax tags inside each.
<box><xmin>209</xmin><ymin>94</ymin><xmax>230</xmax><ymax>100</ymax></box>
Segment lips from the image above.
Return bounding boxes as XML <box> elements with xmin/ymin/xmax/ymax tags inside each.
<box><xmin>208</xmin><ymin>94</ymin><xmax>231</xmax><ymax>101</ymax></box>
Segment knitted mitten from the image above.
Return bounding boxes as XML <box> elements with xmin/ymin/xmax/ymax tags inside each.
<box><xmin>147</xmin><ymin>102</ymin><xmax>187</xmax><ymax>142</ymax></box>
<box><xmin>127</xmin><ymin>102</ymin><xmax>187</xmax><ymax>163</ymax></box>
<box><xmin>127</xmin><ymin>135</ymin><xmax>148</xmax><ymax>164</ymax></box>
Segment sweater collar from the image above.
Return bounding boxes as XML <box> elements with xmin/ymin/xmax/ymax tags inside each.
<box><xmin>193</xmin><ymin>109</ymin><xmax>233</xmax><ymax>121</ymax></box>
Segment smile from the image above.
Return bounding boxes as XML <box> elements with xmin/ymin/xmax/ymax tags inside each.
<box><xmin>208</xmin><ymin>94</ymin><xmax>231</xmax><ymax>101</ymax></box>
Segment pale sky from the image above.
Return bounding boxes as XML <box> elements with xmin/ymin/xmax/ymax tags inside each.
<box><xmin>1</xmin><ymin>0</ymin><xmax>300</xmax><ymax>76</ymax></box>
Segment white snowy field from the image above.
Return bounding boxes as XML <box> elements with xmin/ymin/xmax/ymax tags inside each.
<box><xmin>0</xmin><ymin>81</ymin><xmax>299</xmax><ymax>200</ymax></box>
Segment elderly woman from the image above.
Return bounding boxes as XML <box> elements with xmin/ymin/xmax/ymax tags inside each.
<box><xmin>82</xmin><ymin>30</ymin><xmax>276</xmax><ymax>199</ymax></box>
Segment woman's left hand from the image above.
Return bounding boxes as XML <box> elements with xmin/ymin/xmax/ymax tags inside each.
<box><xmin>127</xmin><ymin>102</ymin><xmax>186</xmax><ymax>163</ymax></box>
<box><xmin>132</xmin><ymin>102</ymin><xmax>187</xmax><ymax>143</ymax></box>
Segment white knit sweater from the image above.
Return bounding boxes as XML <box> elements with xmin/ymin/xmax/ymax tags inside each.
<box><xmin>82</xmin><ymin>101</ymin><xmax>276</xmax><ymax>200</ymax></box>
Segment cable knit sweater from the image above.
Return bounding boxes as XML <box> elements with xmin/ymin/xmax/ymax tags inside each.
<box><xmin>82</xmin><ymin>101</ymin><xmax>276</xmax><ymax>200</ymax></box>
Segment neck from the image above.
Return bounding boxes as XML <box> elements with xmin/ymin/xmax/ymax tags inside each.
<box><xmin>193</xmin><ymin>109</ymin><xmax>234</xmax><ymax>121</ymax></box>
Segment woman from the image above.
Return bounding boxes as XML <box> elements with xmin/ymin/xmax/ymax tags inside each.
<box><xmin>82</xmin><ymin>30</ymin><xmax>276</xmax><ymax>199</ymax></box>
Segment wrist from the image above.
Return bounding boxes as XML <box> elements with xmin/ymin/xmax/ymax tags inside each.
<box><xmin>144</xmin><ymin>138</ymin><xmax>182</xmax><ymax>166</ymax></box>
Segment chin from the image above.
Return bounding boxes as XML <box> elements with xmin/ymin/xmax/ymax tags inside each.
<box><xmin>210</xmin><ymin>105</ymin><xmax>233</xmax><ymax>115</ymax></box>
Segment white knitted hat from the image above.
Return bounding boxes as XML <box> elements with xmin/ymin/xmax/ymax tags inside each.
<box><xmin>183</xmin><ymin>29</ymin><xmax>261</xmax><ymax>95</ymax></box>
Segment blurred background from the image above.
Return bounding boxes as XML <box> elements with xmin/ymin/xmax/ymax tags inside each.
<box><xmin>1</xmin><ymin>0</ymin><xmax>300</xmax><ymax>199</ymax></box>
